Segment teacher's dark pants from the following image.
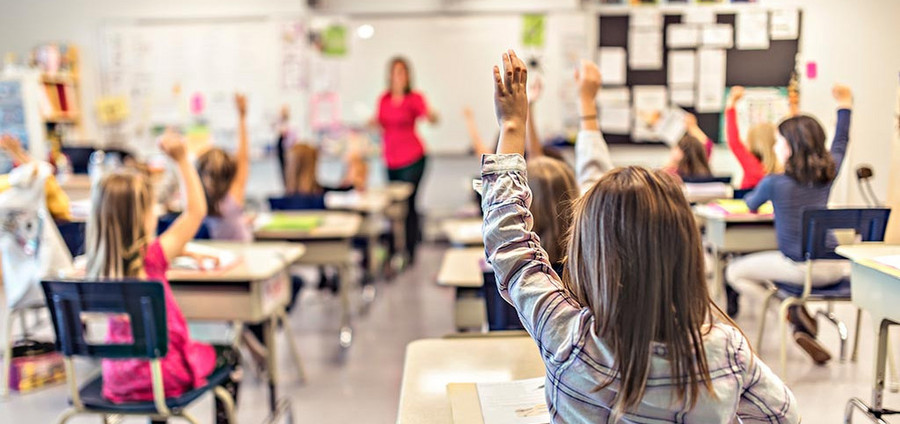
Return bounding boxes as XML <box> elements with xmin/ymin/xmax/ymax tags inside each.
<box><xmin>387</xmin><ymin>156</ymin><xmax>427</xmax><ymax>263</ymax></box>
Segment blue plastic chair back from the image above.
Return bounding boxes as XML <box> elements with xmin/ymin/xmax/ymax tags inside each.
<box><xmin>156</xmin><ymin>213</ymin><xmax>210</xmax><ymax>240</ymax></box>
<box><xmin>56</xmin><ymin>220</ymin><xmax>86</xmax><ymax>257</ymax></box>
<box><xmin>268</xmin><ymin>194</ymin><xmax>327</xmax><ymax>211</ymax></box>
<box><xmin>41</xmin><ymin>280</ymin><xmax>169</xmax><ymax>359</ymax></box>
<box><xmin>801</xmin><ymin>208</ymin><xmax>891</xmax><ymax>261</ymax></box>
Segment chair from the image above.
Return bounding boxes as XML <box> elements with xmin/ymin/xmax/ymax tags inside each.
<box><xmin>482</xmin><ymin>271</ymin><xmax>525</xmax><ymax>332</ymax></box>
<box><xmin>40</xmin><ymin>280</ymin><xmax>237</xmax><ymax>424</ymax></box>
<box><xmin>268</xmin><ymin>194</ymin><xmax>327</xmax><ymax>211</ymax></box>
<box><xmin>755</xmin><ymin>208</ymin><xmax>891</xmax><ymax>375</ymax></box>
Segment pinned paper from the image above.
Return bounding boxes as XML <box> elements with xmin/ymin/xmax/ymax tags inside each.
<box><xmin>630</xmin><ymin>9</ymin><xmax>663</xmax><ymax>28</ymax></box>
<box><xmin>598</xmin><ymin>87</ymin><xmax>631</xmax><ymax>135</ymax></box>
<box><xmin>683</xmin><ymin>9</ymin><xmax>716</xmax><ymax>25</ymax></box>
<box><xmin>667</xmin><ymin>51</ymin><xmax>696</xmax><ymax>86</ymax></box>
<box><xmin>632</xmin><ymin>86</ymin><xmax>668</xmax><ymax>142</ymax></box>
<box><xmin>96</xmin><ymin>96</ymin><xmax>130</xmax><ymax>124</ymax></box>
<box><xmin>696</xmin><ymin>49</ymin><xmax>727</xmax><ymax>113</ymax></box>
<box><xmin>806</xmin><ymin>62</ymin><xmax>818</xmax><ymax>80</ymax></box>
<box><xmin>190</xmin><ymin>92</ymin><xmax>205</xmax><ymax>116</ymax></box>
<box><xmin>771</xmin><ymin>8</ymin><xmax>800</xmax><ymax>40</ymax></box>
<box><xmin>667</xmin><ymin>24</ymin><xmax>700</xmax><ymax>48</ymax></box>
<box><xmin>736</xmin><ymin>10</ymin><xmax>770</xmax><ymax>50</ymax></box>
<box><xmin>628</xmin><ymin>28</ymin><xmax>663</xmax><ymax>70</ymax></box>
<box><xmin>701</xmin><ymin>24</ymin><xmax>734</xmax><ymax>49</ymax></box>
<box><xmin>670</xmin><ymin>87</ymin><xmax>695</xmax><ymax>107</ymax></box>
<box><xmin>598</xmin><ymin>47</ymin><xmax>627</xmax><ymax>86</ymax></box>
<box><xmin>522</xmin><ymin>14</ymin><xmax>546</xmax><ymax>48</ymax></box>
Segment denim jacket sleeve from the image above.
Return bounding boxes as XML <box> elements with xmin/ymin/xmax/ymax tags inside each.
<box><xmin>480</xmin><ymin>153</ymin><xmax>591</xmax><ymax>365</ymax></box>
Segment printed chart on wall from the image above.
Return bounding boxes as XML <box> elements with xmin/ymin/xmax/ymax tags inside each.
<box><xmin>0</xmin><ymin>81</ymin><xmax>29</xmax><ymax>172</ymax></box>
<box><xmin>100</xmin><ymin>18</ymin><xmax>307</xmax><ymax>153</ymax></box>
<box><xmin>596</xmin><ymin>6</ymin><xmax>801</xmax><ymax>145</ymax></box>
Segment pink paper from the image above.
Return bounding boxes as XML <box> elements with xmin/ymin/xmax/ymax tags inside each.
<box><xmin>806</xmin><ymin>62</ymin><xmax>817</xmax><ymax>80</ymax></box>
<box><xmin>190</xmin><ymin>93</ymin><xmax>205</xmax><ymax>115</ymax></box>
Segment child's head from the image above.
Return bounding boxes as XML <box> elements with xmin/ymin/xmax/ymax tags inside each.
<box><xmin>86</xmin><ymin>170</ymin><xmax>156</xmax><ymax>279</ymax></box>
<box><xmin>196</xmin><ymin>148</ymin><xmax>237</xmax><ymax>217</ymax></box>
<box><xmin>565</xmin><ymin>166</ymin><xmax>720</xmax><ymax>418</ymax></box>
<box><xmin>747</xmin><ymin>122</ymin><xmax>780</xmax><ymax>174</ymax></box>
<box><xmin>672</xmin><ymin>135</ymin><xmax>712</xmax><ymax>178</ymax></box>
<box><xmin>777</xmin><ymin>115</ymin><xmax>835</xmax><ymax>185</ymax></box>
<box><xmin>287</xmin><ymin>144</ymin><xmax>322</xmax><ymax>195</ymax></box>
<box><xmin>527</xmin><ymin>156</ymin><xmax>578</xmax><ymax>264</ymax></box>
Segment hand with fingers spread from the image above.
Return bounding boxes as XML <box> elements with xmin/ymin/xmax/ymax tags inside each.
<box><xmin>493</xmin><ymin>49</ymin><xmax>529</xmax><ymax>155</ymax></box>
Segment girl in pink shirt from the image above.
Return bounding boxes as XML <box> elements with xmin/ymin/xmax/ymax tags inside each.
<box><xmin>86</xmin><ymin>131</ymin><xmax>239</xmax><ymax>423</ymax></box>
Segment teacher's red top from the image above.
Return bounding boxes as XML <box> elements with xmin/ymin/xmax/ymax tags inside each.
<box><xmin>377</xmin><ymin>91</ymin><xmax>428</xmax><ymax>170</ymax></box>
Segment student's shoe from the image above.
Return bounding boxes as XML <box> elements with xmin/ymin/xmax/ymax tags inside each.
<box><xmin>787</xmin><ymin>305</ymin><xmax>818</xmax><ymax>336</ymax></box>
<box><xmin>726</xmin><ymin>285</ymin><xmax>740</xmax><ymax>318</ymax></box>
<box><xmin>793</xmin><ymin>331</ymin><xmax>832</xmax><ymax>365</ymax></box>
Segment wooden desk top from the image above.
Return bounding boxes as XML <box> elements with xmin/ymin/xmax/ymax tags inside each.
<box><xmin>167</xmin><ymin>241</ymin><xmax>305</xmax><ymax>283</ymax></box>
<box><xmin>441</xmin><ymin>218</ymin><xmax>484</xmax><ymax>246</ymax></box>
<box><xmin>397</xmin><ymin>337</ymin><xmax>544</xmax><ymax>424</ymax></box>
<box><xmin>324</xmin><ymin>190</ymin><xmax>390</xmax><ymax>213</ymax></box>
<box><xmin>253</xmin><ymin>211</ymin><xmax>362</xmax><ymax>240</ymax></box>
<box><xmin>437</xmin><ymin>248</ymin><xmax>486</xmax><ymax>288</ymax></box>
<box><xmin>837</xmin><ymin>243</ymin><xmax>900</xmax><ymax>279</ymax></box>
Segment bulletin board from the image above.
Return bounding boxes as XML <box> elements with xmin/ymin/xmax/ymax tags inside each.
<box><xmin>597</xmin><ymin>9</ymin><xmax>802</xmax><ymax>145</ymax></box>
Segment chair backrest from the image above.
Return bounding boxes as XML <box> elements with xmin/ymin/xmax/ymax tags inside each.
<box><xmin>268</xmin><ymin>194</ymin><xmax>327</xmax><ymax>211</ymax></box>
<box><xmin>482</xmin><ymin>271</ymin><xmax>525</xmax><ymax>332</ymax></box>
<box><xmin>681</xmin><ymin>175</ymin><xmax>732</xmax><ymax>185</ymax></box>
<box><xmin>156</xmin><ymin>213</ymin><xmax>210</xmax><ymax>240</ymax></box>
<box><xmin>41</xmin><ymin>280</ymin><xmax>169</xmax><ymax>359</ymax></box>
<box><xmin>801</xmin><ymin>208</ymin><xmax>892</xmax><ymax>261</ymax></box>
<box><xmin>56</xmin><ymin>220</ymin><xmax>86</xmax><ymax>257</ymax></box>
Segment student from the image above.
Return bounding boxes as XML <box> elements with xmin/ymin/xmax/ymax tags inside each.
<box><xmin>0</xmin><ymin>135</ymin><xmax>72</xmax><ymax>221</ymax></box>
<box><xmin>275</xmin><ymin>104</ymin><xmax>295</xmax><ymax>188</ymax></box>
<box><xmin>726</xmin><ymin>84</ymin><xmax>854</xmax><ymax>364</ymax></box>
<box><xmin>197</xmin><ymin>94</ymin><xmax>252</xmax><ymax>242</ymax></box>
<box><xmin>663</xmin><ymin>114</ymin><xmax>713</xmax><ymax>179</ymax></box>
<box><xmin>483</xmin><ymin>49</ymin><xmax>798</xmax><ymax>422</ymax></box>
<box><xmin>725</xmin><ymin>86</ymin><xmax>780</xmax><ymax>189</ymax></box>
<box><xmin>86</xmin><ymin>131</ymin><xmax>239</xmax><ymax>423</ymax></box>
<box><xmin>285</xmin><ymin>143</ymin><xmax>323</xmax><ymax>196</ymax></box>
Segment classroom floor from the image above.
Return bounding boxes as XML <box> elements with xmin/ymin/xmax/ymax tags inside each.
<box><xmin>3</xmin><ymin>243</ymin><xmax>900</xmax><ymax>423</ymax></box>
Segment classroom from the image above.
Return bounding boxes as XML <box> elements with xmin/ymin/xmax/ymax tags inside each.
<box><xmin>1</xmin><ymin>0</ymin><xmax>900</xmax><ymax>422</ymax></box>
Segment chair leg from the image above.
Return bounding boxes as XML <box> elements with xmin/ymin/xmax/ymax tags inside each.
<box><xmin>1</xmin><ymin>309</ymin><xmax>16</xmax><ymax>397</ymax></box>
<box><xmin>888</xmin><ymin>340</ymin><xmax>900</xmax><ymax>394</ymax></box>
<box><xmin>852</xmin><ymin>308</ymin><xmax>863</xmax><ymax>362</ymax></box>
<box><xmin>214</xmin><ymin>385</ymin><xmax>238</xmax><ymax>424</ymax></box>
<box><xmin>54</xmin><ymin>409</ymin><xmax>80</xmax><ymax>424</ymax></box>
<box><xmin>845</xmin><ymin>397</ymin><xmax>890</xmax><ymax>424</ymax></box>
<box><xmin>756</xmin><ymin>289</ymin><xmax>777</xmax><ymax>350</ymax></box>
<box><xmin>179</xmin><ymin>412</ymin><xmax>201</xmax><ymax>424</ymax></box>
<box><xmin>816</xmin><ymin>308</ymin><xmax>849</xmax><ymax>362</ymax></box>
<box><xmin>778</xmin><ymin>299</ymin><xmax>794</xmax><ymax>377</ymax></box>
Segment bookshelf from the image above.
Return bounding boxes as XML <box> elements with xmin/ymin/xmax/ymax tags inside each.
<box><xmin>32</xmin><ymin>43</ymin><xmax>83</xmax><ymax>162</ymax></box>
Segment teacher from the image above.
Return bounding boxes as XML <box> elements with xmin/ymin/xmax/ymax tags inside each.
<box><xmin>374</xmin><ymin>56</ymin><xmax>438</xmax><ymax>265</ymax></box>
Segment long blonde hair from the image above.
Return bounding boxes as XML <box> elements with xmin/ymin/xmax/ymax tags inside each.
<box><xmin>565</xmin><ymin>166</ymin><xmax>730</xmax><ymax>420</ymax></box>
<box><xmin>85</xmin><ymin>170</ymin><xmax>154</xmax><ymax>279</ymax></box>
<box><xmin>527</xmin><ymin>157</ymin><xmax>577</xmax><ymax>265</ymax></box>
<box><xmin>286</xmin><ymin>144</ymin><xmax>322</xmax><ymax>195</ymax></box>
<box><xmin>747</xmin><ymin>123</ymin><xmax>781</xmax><ymax>174</ymax></box>
<box><xmin>196</xmin><ymin>148</ymin><xmax>237</xmax><ymax>216</ymax></box>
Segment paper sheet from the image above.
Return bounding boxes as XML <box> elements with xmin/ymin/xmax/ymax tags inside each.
<box><xmin>667</xmin><ymin>50</ymin><xmax>696</xmax><ymax>86</ymax></box>
<box><xmin>736</xmin><ymin>10</ymin><xmax>770</xmax><ymax>50</ymax></box>
<box><xmin>598</xmin><ymin>47</ymin><xmax>627</xmax><ymax>86</ymax></box>
<box><xmin>598</xmin><ymin>87</ymin><xmax>631</xmax><ymax>105</ymax></box>
<box><xmin>656</xmin><ymin>107</ymin><xmax>688</xmax><ymax>146</ymax></box>
<box><xmin>632</xmin><ymin>86</ymin><xmax>668</xmax><ymax>141</ymax></box>
<box><xmin>477</xmin><ymin>377</ymin><xmax>550</xmax><ymax>424</ymax></box>
<box><xmin>630</xmin><ymin>9</ymin><xmax>663</xmax><ymax>28</ymax></box>
<box><xmin>598</xmin><ymin>87</ymin><xmax>631</xmax><ymax>135</ymax></box>
<box><xmin>667</xmin><ymin>24</ymin><xmax>700</xmax><ymax>48</ymax></box>
<box><xmin>683</xmin><ymin>8</ymin><xmax>716</xmax><ymax>25</ymax></box>
<box><xmin>628</xmin><ymin>28</ymin><xmax>663</xmax><ymax>70</ymax></box>
<box><xmin>670</xmin><ymin>86</ymin><xmax>695</xmax><ymax>107</ymax></box>
<box><xmin>696</xmin><ymin>49</ymin><xmax>726</xmax><ymax>113</ymax></box>
<box><xmin>771</xmin><ymin>8</ymin><xmax>800</xmax><ymax>40</ymax></box>
<box><xmin>701</xmin><ymin>24</ymin><xmax>734</xmax><ymax>49</ymax></box>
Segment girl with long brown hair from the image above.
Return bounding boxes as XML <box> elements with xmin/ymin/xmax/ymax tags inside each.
<box><xmin>483</xmin><ymin>49</ymin><xmax>797</xmax><ymax>423</ymax></box>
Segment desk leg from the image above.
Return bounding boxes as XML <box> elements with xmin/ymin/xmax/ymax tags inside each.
<box><xmin>363</xmin><ymin>229</ymin><xmax>379</xmax><ymax>307</ymax></box>
<box><xmin>709</xmin><ymin>245</ymin><xmax>725</xmax><ymax>307</ymax></box>
<box><xmin>873</xmin><ymin>320</ymin><xmax>892</xmax><ymax>412</ymax></box>
<box><xmin>339</xmin><ymin>263</ymin><xmax>354</xmax><ymax>349</ymax></box>
<box><xmin>278</xmin><ymin>309</ymin><xmax>307</xmax><ymax>384</ymax></box>
<box><xmin>265</xmin><ymin>315</ymin><xmax>278</xmax><ymax>412</ymax></box>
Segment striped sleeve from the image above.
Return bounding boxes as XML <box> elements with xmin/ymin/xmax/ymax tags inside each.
<box><xmin>733</xmin><ymin>328</ymin><xmax>801</xmax><ymax>423</ymax></box>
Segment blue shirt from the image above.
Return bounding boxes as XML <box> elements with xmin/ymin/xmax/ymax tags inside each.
<box><xmin>744</xmin><ymin>109</ymin><xmax>852</xmax><ymax>262</ymax></box>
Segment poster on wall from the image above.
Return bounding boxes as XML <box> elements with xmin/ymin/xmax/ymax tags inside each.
<box><xmin>718</xmin><ymin>86</ymin><xmax>789</xmax><ymax>142</ymax></box>
<box><xmin>0</xmin><ymin>81</ymin><xmax>29</xmax><ymax>173</ymax></box>
<box><xmin>521</xmin><ymin>14</ymin><xmax>546</xmax><ymax>48</ymax></box>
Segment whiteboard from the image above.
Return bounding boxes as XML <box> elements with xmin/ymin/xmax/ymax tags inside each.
<box><xmin>336</xmin><ymin>13</ymin><xmax>590</xmax><ymax>155</ymax></box>
<box><xmin>100</xmin><ymin>17</ymin><xmax>307</xmax><ymax>155</ymax></box>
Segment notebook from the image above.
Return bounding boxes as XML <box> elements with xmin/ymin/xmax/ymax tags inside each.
<box><xmin>258</xmin><ymin>214</ymin><xmax>322</xmax><ymax>232</ymax></box>
<box><xmin>708</xmin><ymin>199</ymin><xmax>774</xmax><ymax>216</ymax></box>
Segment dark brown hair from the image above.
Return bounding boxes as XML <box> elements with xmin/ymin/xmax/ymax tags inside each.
<box><xmin>387</xmin><ymin>56</ymin><xmax>413</xmax><ymax>94</ymax></box>
<box><xmin>565</xmin><ymin>166</ymin><xmax>727</xmax><ymax>420</ymax></box>
<box><xmin>196</xmin><ymin>148</ymin><xmax>237</xmax><ymax>217</ymax></box>
<box><xmin>778</xmin><ymin>115</ymin><xmax>836</xmax><ymax>185</ymax></box>
<box><xmin>676</xmin><ymin>135</ymin><xmax>712</xmax><ymax>178</ymax></box>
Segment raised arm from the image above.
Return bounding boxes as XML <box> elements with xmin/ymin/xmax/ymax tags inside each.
<box><xmin>158</xmin><ymin>131</ymin><xmax>208</xmax><ymax>261</ymax></box>
<box><xmin>463</xmin><ymin>107</ymin><xmax>492</xmax><ymax>156</ymax></box>
<box><xmin>725</xmin><ymin>87</ymin><xmax>765</xmax><ymax>181</ymax></box>
<box><xmin>574</xmin><ymin>60</ymin><xmax>613</xmax><ymax>192</ymax></box>
<box><xmin>830</xmin><ymin>84</ymin><xmax>853</xmax><ymax>173</ymax></box>
<box><xmin>229</xmin><ymin>94</ymin><xmax>250</xmax><ymax>205</ymax></box>
<box><xmin>484</xmin><ymin>49</ymin><xmax>586</xmax><ymax>362</ymax></box>
<box><xmin>0</xmin><ymin>135</ymin><xmax>32</xmax><ymax>165</ymax></box>
<box><xmin>685</xmin><ymin>113</ymin><xmax>714</xmax><ymax>159</ymax></box>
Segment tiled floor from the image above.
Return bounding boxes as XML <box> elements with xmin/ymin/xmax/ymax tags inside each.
<box><xmin>3</xmin><ymin>244</ymin><xmax>900</xmax><ymax>423</ymax></box>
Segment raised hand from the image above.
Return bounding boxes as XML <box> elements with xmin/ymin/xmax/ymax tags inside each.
<box><xmin>727</xmin><ymin>86</ymin><xmax>745</xmax><ymax>109</ymax></box>
<box><xmin>684</xmin><ymin>112</ymin><xmax>699</xmax><ymax>129</ymax></box>
<box><xmin>832</xmin><ymin>84</ymin><xmax>853</xmax><ymax>109</ymax></box>
<box><xmin>575</xmin><ymin>59</ymin><xmax>602</xmax><ymax>105</ymax></box>
<box><xmin>235</xmin><ymin>93</ymin><xmax>248</xmax><ymax>118</ymax></box>
<box><xmin>528</xmin><ymin>77</ymin><xmax>543</xmax><ymax>105</ymax></box>
<box><xmin>493</xmin><ymin>49</ymin><xmax>529</xmax><ymax>155</ymax></box>
<box><xmin>0</xmin><ymin>134</ymin><xmax>30</xmax><ymax>164</ymax></box>
<box><xmin>158</xmin><ymin>130</ymin><xmax>187</xmax><ymax>162</ymax></box>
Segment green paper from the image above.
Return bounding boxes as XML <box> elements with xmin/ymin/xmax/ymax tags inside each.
<box><xmin>322</xmin><ymin>25</ymin><xmax>347</xmax><ymax>57</ymax></box>
<box><xmin>522</xmin><ymin>14</ymin><xmax>545</xmax><ymax>48</ymax></box>
<box><xmin>262</xmin><ymin>215</ymin><xmax>323</xmax><ymax>231</ymax></box>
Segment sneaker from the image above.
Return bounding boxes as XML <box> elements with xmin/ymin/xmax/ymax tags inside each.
<box><xmin>787</xmin><ymin>306</ymin><xmax>818</xmax><ymax>336</ymax></box>
<box><xmin>793</xmin><ymin>331</ymin><xmax>832</xmax><ymax>365</ymax></box>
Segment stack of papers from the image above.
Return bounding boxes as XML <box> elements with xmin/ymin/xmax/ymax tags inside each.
<box><xmin>708</xmin><ymin>199</ymin><xmax>774</xmax><ymax>216</ymax></box>
<box><xmin>172</xmin><ymin>242</ymin><xmax>239</xmax><ymax>271</ymax></box>
<box><xmin>476</xmin><ymin>377</ymin><xmax>550</xmax><ymax>424</ymax></box>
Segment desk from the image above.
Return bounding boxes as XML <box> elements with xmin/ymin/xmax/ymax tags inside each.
<box><xmin>694</xmin><ymin>205</ymin><xmax>777</xmax><ymax>301</ymax></box>
<box><xmin>437</xmin><ymin>248</ymin><xmax>488</xmax><ymax>331</ymax></box>
<box><xmin>837</xmin><ymin>244</ymin><xmax>900</xmax><ymax>423</ymax></box>
<box><xmin>254</xmin><ymin>211</ymin><xmax>362</xmax><ymax>348</ymax></box>
<box><xmin>397</xmin><ymin>337</ymin><xmax>544</xmax><ymax>424</ymax></box>
<box><xmin>441</xmin><ymin>217</ymin><xmax>483</xmax><ymax>247</ymax></box>
<box><xmin>167</xmin><ymin>241</ymin><xmax>304</xmax><ymax>417</ymax></box>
